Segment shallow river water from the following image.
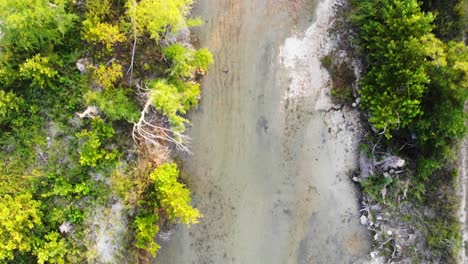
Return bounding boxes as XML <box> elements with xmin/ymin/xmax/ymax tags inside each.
<box><xmin>157</xmin><ymin>0</ymin><xmax>371</xmax><ymax>263</ymax></box>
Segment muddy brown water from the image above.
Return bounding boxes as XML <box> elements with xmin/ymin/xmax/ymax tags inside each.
<box><xmin>156</xmin><ymin>0</ymin><xmax>371</xmax><ymax>263</ymax></box>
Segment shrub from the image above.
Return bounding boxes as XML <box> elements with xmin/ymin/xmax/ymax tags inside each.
<box><xmin>0</xmin><ymin>90</ymin><xmax>21</xmax><ymax>122</ymax></box>
<box><xmin>126</xmin><ymin>0</ymin><xmax>195</xmax><ymax>40</ymax></box>
<box><xmin>151</xmin><ymin>163</ymin><xmax>201</xmax><ymax>225</ymax></box>
<box><xmin>84</xmin><ymin>0</ymin><xmax>111</xmax><ymax>22</ymax></box>
<box><xmin>35</xmin><ymin>232</ymin><xmax>69</xmax><ymax>264</ymax></box>
<box><xmin>20</xmin><ymin>54</ymin><xmax>58</xmax><ymax>88</ymax></box>
<box><xmin>0</xmin><ymin>193</ymin><xmax>42</xmax><ymax>261</ymax></box>
<box><xmin>84</xmin><ymin>89</ymin><xmax>140</xmax><ymax>122</ymax></box>
<box><xmin>76</xmin><ymin>118</ymin><xmax>119</xmax><ymax>167</ymax></box>
<box><xmin>133</xmin><ymin>214</ymin><xmax>160</xmax><ymax>256</ymax></box>
<box><xmin>163</xmin><ymin>43</ymin><xmax>214</xmax><ymax>79</ymax></box>
<box><xmin>193</xmin><ymin>48</ymin><xmax>215</xmax><ymax>73</ymax></box>
<box><xmin>150</xmin><ymin>79</ymin><xmax>187</xmax><ymax>133</ymax></box>
<box><xmin>352</xmin><ymin>0</ymin><xmax>435</xmax><ymax>137</ymax></box>
<box><xmin>83</xmin><ymin>22</ymin><xmax>127</xmax><ymax>50</ymax></box>
<box><xmin>360</xmin><ymin>175</ymin><xmax>393</xmax><ymax>204</ymax></box>
<box><xmin>0</xmin><ymin>0</ymin><xmax>77</xmax><ymax>52</ymax></box>
<box><xmin>330</xmin><ymin>87</ymin><xmax>353</xmax><ymax>104</ymax></box>
<box><xmin>178</xmin><ymin>81</ymin><xmax>201</xmax><ymax>110</ymax></box>
<box><xmin>93</xmin><ymin>62</ymin><xmax>123</xmax><ymax>89</ymax></box>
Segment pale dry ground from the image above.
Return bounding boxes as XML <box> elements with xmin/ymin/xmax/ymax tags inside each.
<box><xmin>458</xmin><ymin>104</ymin><xmax>468</xmax><ymax>264</ymax></box>
<box><xmin>156</xmin><ymin>0</ymin><xmax>371</xmax><ymax>263</ymax></box>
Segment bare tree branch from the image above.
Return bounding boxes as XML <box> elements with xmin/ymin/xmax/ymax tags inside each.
<box><xmin>132</xmin><ymin>91</ymin><xmax>192</xmax><ymax>154</ymax></box>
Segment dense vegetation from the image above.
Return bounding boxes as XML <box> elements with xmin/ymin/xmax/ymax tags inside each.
<box><xmin>351</xmin><ymin>0</ymin><xmax>467</xmax><ymax>262</ymax></box>
<box><xmin>0</xmin><ymin>0</ymin><xmax>212</xmax><ymax>262</ymax></box>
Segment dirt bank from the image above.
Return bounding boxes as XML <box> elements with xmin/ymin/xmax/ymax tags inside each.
<box><xmin>156</xmin><ymin>0</ymin><xmax>371</xmax><ymax>263</ymax></box>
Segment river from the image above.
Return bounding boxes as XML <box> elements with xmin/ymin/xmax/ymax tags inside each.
<box><xmin>156</xmin><ymin>0</ymin><xmax>371</xmax><ymax>263</ymax></box>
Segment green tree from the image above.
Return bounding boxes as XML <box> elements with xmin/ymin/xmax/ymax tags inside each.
<box><xmin>352</xmin><ymin>0</ymin><xmax>435</xmax><ymax>137</ymax></box>
<box><xmin>412</xmin><ymin>41</ymin><xmax>468</xmax><ymax>178</ymax></box>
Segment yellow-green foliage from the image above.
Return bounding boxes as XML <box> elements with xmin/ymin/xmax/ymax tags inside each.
<box><xmin>20</xmin><ymin>54</ymin><xmax>58</xmax><ymax>88</ymax></box>
<box><xmin>83</xmin><ymin>22</ymin><xmax>127</xmax><ymax>50</ymax></box>
<box><xmin>0</xmin><ymin>0</ymin><xmax>77</xmax><ymax>51</ymax></box>
<box><xmin>179</xmin><ymin>81</ymin><xmax>201</xmax><ymax>110</ymax></box>
<box><xmin>85</xmin><ymin>0</ymin><xmax>111</xmax><ymax>22</ymax></box>
<box><xmin>150</xmin><ymin>80</ymin><xmax>187</xmax><ymax>134</ymax></box>
<box><xmin>193</xmin><ymin>48</ymin><xmax>214</xmax><ymax>73</ymax></box>
<box><xmin>82</xmin><ymin>0</ymin><xmax>127</xmax><ymax>52</ymax></box>
<box><xmin>84</xmin><ymin>89</ymin><xmax>140</xmax><ymax>122</ymax></box>
<box><xmin>0</xmin><ymin>90</ymin><xmax>21</xmax><ymax>120</ymax></box>
<box><xmin>149</xmin><ymin>45</ymin><xmax>213</xmax><ymax>135</ymax></box>
<box><xmin>151</xmin><ymin>163</ymin><xmax>201</xmax><ymax>225</ymax></box>
<box><xmin>126</xmin><ymin>0</ymin><xmax>195</xmax><ymax>40</ymax></box>
<box><xmin>133</xmin><ymin>215</ymin><xmax>161</xmax><ymax>256</ymax></box>
<box><xmin>35</xmin><ymin>232</ymin><xmax>69</xmax><ymax>264</ymax></box>
<box><xmin>93</xmin><ymin>62</ymin><xmax>123</xmax><ymax>89</ymax></box>
<box><xmin>163</xmin><ymin>44</ymin><xmax>214</xmax><ymax>79</ymax></box>
<box><xmin>352</xmin><ymin>0</ymin><xmax>435</xmax><ymax>137</ymax></box>
<box><xmin>0</xmin><ymin>193</ymin><xmax>42</xmax><ymax>260</ymax></box>
<box><xmin>76</xmin><ymin>117</ymin><xmax>118</xmax><ymax>167</ymax></box>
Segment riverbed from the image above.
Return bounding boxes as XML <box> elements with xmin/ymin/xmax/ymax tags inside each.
<box><xmin>156</xmin><ymin>0</ymin><xmax>371</xmax><ymax>263</ymax></box>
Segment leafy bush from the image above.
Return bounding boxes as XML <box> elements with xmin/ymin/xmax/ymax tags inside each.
<box><xmin>83</xmin><ymin>22</ymin><xmax>127</xmax><ymax>50</ymax></box>
<box><xmin>133</xmin><ymin>214</ymin><xmax>160</xmax><ymax>256</ymax></box>
<box><xmin>0</xmin><ymin>90</ymin><xmax>21</xmax><ymax>122</ymax></box>
<box><xmin>151</xmin><ymin>163</ymin><xmax>201</xmax><ymax>225</ymax></box>
<box><xmin>0</xmin><ymin>193</ymin><xmax>42</xmax><ymax>261</ymax></box>
<box><xmin>179</xmin><ymin>81</ymin><xmax>201</xmax><ymax>110</ymax></box>
<box><xmin>193</xmin><ymin>48</ymin><xmax>215</xmax><ymax>73</ymax></box>
<box><xmin>126</xmin><ymin>0</ymin><xmax>196</xmax><ymax>40</ymax></box>
<box><xmin>20</xmin><ymin>54</ymin><xmax>59</xmax><ymax>89</ymax></box>
<box><xmin>35</xmin><ymin>232</ymin><xmax>69</xmax><ymax>264</ymax></box>
<box><xmin>42</xmin><ymin>175</ymin><xmax>92</xmax><ymax>200</ymax></box>
<box><xmin>84</xmin><ymin>89</ymin><xmax>140</xmax><ymax>122</ymax></box>
<box><xmin>352</xmin><ymin>0</ymin><xmax>435</xmax><ymax>137</ymax></box>
<box><xmin>163</xmin><ymin>44</ymin><xmax>214</xmax><ymax>79</ymax></box>
<box><xmin>148</xmin><ymin>45</ymin><xmax>213</xmax><ymax>134</ymax></box>
<box><xmin>0</xmin><ymin>0</ymin><xmax>77</xmax><ymax>52</ymax></box>
<box><xmin>93</xmin><ymin>62</ymin><xmax>123</xmax><ymax>89</ymax></box>
<box><xmin>84</xmin><ymin>0</ymin><xmax>111</xmax><ymax>22</ymax></box>
<box><xmin>413</xmin><ymin>41</ymin><xmax>468</xmax><ymax>150</ymax></box>
<box><xmin>76</xmin><ymin>118</ymin><xmax>119</xmax><ymax>167</ymax></box>
<box><xmin>150</xmin><ymin>79</ymin><xmax>188</xmax><ymax>133</ymax></box>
